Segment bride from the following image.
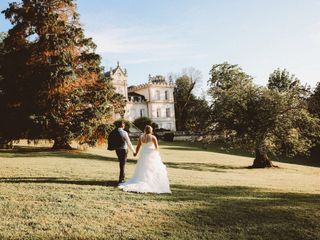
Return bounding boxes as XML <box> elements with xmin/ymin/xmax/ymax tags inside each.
<box><xmin>118</xmin><ymin>125</ymin><xmax>171</xmax><ymax>194</ymax></box>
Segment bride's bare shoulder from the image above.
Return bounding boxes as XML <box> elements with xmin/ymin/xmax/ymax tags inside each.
<box><xmin>139</xmin><ymin>134</ymin><xmax>144</xmax><ymax>142</ymax></box>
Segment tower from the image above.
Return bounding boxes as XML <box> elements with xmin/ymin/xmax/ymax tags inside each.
<box><xmin>106</xmin><ymin>62</ymin><xmax>128</xmax><ymax>100</ymax></box>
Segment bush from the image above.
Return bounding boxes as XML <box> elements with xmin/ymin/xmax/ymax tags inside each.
<box><xmin>163</xmin><ymin>132</ymin><xmax>174</xmax><ymax>142</ymax></box>
<box><xmin>133</xmin><ymin>117</ymin><xmax>152</xmax><ymax>131</ymax></box>
<box><xmin>155</xmin><ymin>128</ymin><xmax>171</xmax><ymax>132</ymax></box>
<box><xmin>151</xmin><ymin>122</ymin><xmax>159</xmax><ymax>130</ymax></box>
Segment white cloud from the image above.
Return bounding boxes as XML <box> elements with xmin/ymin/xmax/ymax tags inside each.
<box><xmin>84</xmin><ymin>23</ymin><xmax>196</xmax><ymax>64</ymax></box>
<box><xmin>92</xmin><ymin>26</ymin><xmax>188</xmax><ymax>53</ymax></box>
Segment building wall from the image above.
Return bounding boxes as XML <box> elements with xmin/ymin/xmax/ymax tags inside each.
<box><xmin>111</xmin><ymin>68</ymin><xmax>128</xmax><ymax>100</ymax></box>
<box><xmin>125</xmin><ymin>102</ymin><xmax>148</xmax><ymax>122</ymax></box>
<box><xmin>133</xmin><ymin>88</ymin><xmax>150</xmax><ymax>101</ymax></box>
<box><xmin>110</xmin><ymin>66</ymin><xmax>176</xmax><ymax>131</ymax></box>
<box><xmin>130</xmin><ymin>84</ymin><xmax>176</xmax><ymax>131</ymax></box>
<box><xmin>148</xmin><ymin>101</ymin><xmax>176</xmax><ymax>131</ymax></box>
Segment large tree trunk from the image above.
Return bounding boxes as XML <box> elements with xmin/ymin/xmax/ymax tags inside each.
<box><xmin>176</xmin><ymin>111</ymin><xmax>184</xmax><ymax>131</ymax></box>
<box><xmin>252</xmin><ymin>147</ymin><xmax>274</xmax><ymax>168</ymax></box>
<box><xmin>52</xmin><ymin>138</ymin><xmax>72</xmax><ymax>150</ymax></box>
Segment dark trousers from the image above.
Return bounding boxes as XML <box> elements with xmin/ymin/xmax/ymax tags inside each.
<box><xmin>116</xmin><ymin>149</ymin><xmax>128</xmax><ymax>181</ymax></box>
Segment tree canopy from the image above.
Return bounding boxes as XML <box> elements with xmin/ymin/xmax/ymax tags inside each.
<box><xmin>173</xmin><ymin>67</ymin><xmax>210</xmax><ymax>132</ymax></box>
<box><xmin>0</xmin><ymin>0</ymin><xmax>124</xmax><ymax>149</ymax></box>
<box><xmin>267</xmin><ymin>68</ymin><xmax>300</xmax><ymax>92</ymax></box>
<box><xmin>209</xmin><ymin>62</ymin><xmax>320</xmax><ymax>168</ymax></box>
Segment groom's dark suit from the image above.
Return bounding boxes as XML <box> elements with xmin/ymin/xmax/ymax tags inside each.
<box><xmin>116</xmin><ymin>128</ymin><xmax>135</xmax><ymax>182</ymax></box>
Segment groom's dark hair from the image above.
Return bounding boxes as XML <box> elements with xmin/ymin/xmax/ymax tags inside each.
<box><xmin>115</xmin><ymin>120</ymin><xmax>125</xmax><ymax>128</ymax></box>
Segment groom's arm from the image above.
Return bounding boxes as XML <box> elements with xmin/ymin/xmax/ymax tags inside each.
<box><xmin>123</xmin><ymin>131</ymin><xmax>135</xmax><ymax>153</ymax></box>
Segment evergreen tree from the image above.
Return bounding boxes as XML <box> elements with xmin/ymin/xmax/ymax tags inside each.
<box><xmin>1</xmin><ymin>0</ymin><xmax>123</xmax><ymax>149</ymax></box>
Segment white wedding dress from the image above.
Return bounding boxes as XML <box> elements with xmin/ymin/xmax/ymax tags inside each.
<box><xmin>118</xmin><ymin>139</ymin><xmax>171</xmax><ymax>194</ymax></box>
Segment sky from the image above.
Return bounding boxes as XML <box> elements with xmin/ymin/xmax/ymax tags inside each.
<box><xmin>1</xmin><ymin>0</ymin><xmax>320</xmax><ymax>91</ymax></box>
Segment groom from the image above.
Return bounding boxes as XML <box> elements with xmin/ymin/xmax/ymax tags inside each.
<box><xmin>114</xmin><ymin>121</ymin><xmax>135</xmax><ymax>183</ymax></box>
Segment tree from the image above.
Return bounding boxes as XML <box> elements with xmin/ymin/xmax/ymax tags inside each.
<box><xmin>133</xmin><ymin>117</ymin><xmax>153</xmax><ymax>131</ymax></box>
<box><xmin>0</xmin><ymin>32</ymin><xmax>9</xmax><ymax>148</ymax></box>
<box><xmin>308</xmin><ymin>83</ymin><xmax>320</xmax><ymax>118</ymax></box>
<box><xmin>0</xmin><ymin>0</ymin><xmax>123</xmax><ymax>149</ymax></box>
<box><xmin>209</xmin><ymin>63</ymin><xmax>319</xmax><ymax>168</ymax></box>
<box><xmin>268</xmin><ymin>68</ymin><xmax>300</xmax><ymax>92</ymax></box>
<box><xmin>267</xmin><ymin>68</ymin><xmax>312</xmax><ymax>156</ymax></box>
<box><xmin>308</xmin><ymin>82</ymin><xmax>320</xmax><ymax>160</ymax></box>
<box><xmin>173</xmin><ymin>67</ymin><xmax>208</xmax><ymax>131</ymax></box>
<box><xmin>184</xmin><ymin>96</ymin><xmax>211</xmax><ymax>132</ymax></box>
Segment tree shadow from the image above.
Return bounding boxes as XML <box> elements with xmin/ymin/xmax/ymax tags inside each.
<box><xmin>162</xmin><ymin>142</ymin><xmax>320</xmax><ymax>168</ymax></box>
<box><xmin>0</xmin><ymin>146</ymin><xmax>136</xmax><ymax>164</ymax></box>
<box><xmin>161</xmin><ymin>142</ymin><xmax>254</xmax><ymax>158</ymax></box>
<box><xmin>164</xmin><ymin>162</ymin><xmax>247</xmax><ymax>172</ymax></box>
<box><xmin>153</xmin><ymin>185</ymin><xmax>320</xmax><ymax>240</ymax></box>
<box><xmin>272</xmin><ymin>155</ymin><xmax>320</xmax><ymax>168</ymax></box>
<box><xmin>0</xmin><ymin>177</ymin><xmax>119</xmax><ymax>187</ymax></box>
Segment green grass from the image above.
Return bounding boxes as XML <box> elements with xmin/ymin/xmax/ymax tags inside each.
<box><xmin>0</xmin><ymin>141</ymin><xmax>319</xmax><ymax>240</ymax></box>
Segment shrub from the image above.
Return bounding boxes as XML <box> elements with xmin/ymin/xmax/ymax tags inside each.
<box><xmin>163</xmin><ymin>132</ymin><xmax>174</xmax><ymax>142</ymax></box>
<box><xmin>151</xmin><ymin>122</ymin><xmax>159</xmax><ymax>130</ymax></box>
<box><xmin>133</xmin><ymin>117</ymin><xmax>152</xmax><ymax>131</ymax></box>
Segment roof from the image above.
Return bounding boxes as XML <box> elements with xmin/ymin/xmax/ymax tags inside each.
<box><xmin>105</xmin><ymin>61</ymin><xmax>127</xmax><ymax>77</ymax></box>
<box><xmin>149</xmin><ymin>75</ymin><xmax>167</xmax><ymax>84</ymax></box>
<box><xmin>105</xmin><ymin>68</ymin><xmax>117</xmax><ymax>77</ymax></box>
<box><xmin>128</xmin><ymin>92</ymin><xmax>146</xmax><ymax>101</ymax></box>
<box><xmin>128</xmin><ymin>92</ymin><xmax>145</xmax><ymax>97</ymax></box>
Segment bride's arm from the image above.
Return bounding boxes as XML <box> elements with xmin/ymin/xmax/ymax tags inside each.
<box><xmin>135</xmin><ymin>136</ymin><xmax>142</xmax><ymax>156</ymax></box>
<box><xmin>152</xmin><ymin>136</ymin><xmax>159</xmax><ymax>150</ymax></box>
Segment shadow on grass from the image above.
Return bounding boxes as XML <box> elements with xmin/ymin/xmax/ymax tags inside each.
<box><xmin>165</xmin><ymin>162</ymin><xmax>246</xmax><ymax>172</ymax></box>
<box><xmin>152</xmin><ymin>185</ymin><xmax>320</xmax><ymax>240</ymax></box>
<box><xmin>271</xmin><ymin>155</ymin><xmax>320</xmax><ymax>168</ymax></box>
<box><xmin>0</xmin><ymin>177</ymin><xmax>119</xmax><ymax>187</ymax></box>
<box><xmin>0</xmin><ymin>146</ymin><xmax>137</xmax><ymax>164</ymax></box>
<box><xmin>161</xmin><ymin>142</ymin><xmax>254</xmax><ymax>158</ymax></box>
<box><xmin>0</xmin><ymin>146</ymin><xmax>247</xmax><ymax>172</ymax></box>
<box><xmin>1</xmin><ymin>144</ymin><xmax>319</xmax><ymax>170</ymax></box>
<box><xmin>161</xmin><ymin>141</ymin><xmax>320</xmax><ymax>168</ymax></box>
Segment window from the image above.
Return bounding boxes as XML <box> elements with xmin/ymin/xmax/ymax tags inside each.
<box><xmin>156</xmin><ymin>90</ymin><xmax>160</xmax><ymax>100</ymax></box>
<box><xmin>166</xmin><ymin>108</ymin><xmax>171</xmax><ymax>118</ymax></box>
<box><xmin>140</xmin><ymin>109</ymin><xmax>145</xmax><ymax>117</ymax></box>
<box><xmin>165</xmin><ymin>91</ymin><xmax>169</xmax><ymax>100</ymax></box>
<box><xmin>157</xmin><ymin>108</ymin><xmax>161</xmax><ymax>118</ymax></box>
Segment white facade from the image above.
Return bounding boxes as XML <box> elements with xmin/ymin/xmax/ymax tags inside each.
<box><xmin>107</xmin><ymin>62</ymin><xmax>128</xmax><ymax>100</ymax></box>
<box><xmin>107</xmin><ymin>64</ymin><xmax>176</xmax><ymax>131</ymax></box>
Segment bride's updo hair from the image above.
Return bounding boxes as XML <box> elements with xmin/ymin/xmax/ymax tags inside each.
<box><xmin>144</xmin><ymin>125</ymin><xmax>153</xmax><ymax>134</ymax></box>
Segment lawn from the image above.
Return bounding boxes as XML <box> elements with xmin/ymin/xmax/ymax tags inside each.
<box><xmin>0</xmin><ymin>141</ymin><xmax>319</xmax><ymax>240</ymax></box>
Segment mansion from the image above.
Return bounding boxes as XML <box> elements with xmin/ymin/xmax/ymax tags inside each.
<box><xmin>106</xmin><ymin>62</ymin><xmax>176</xmax><ymax>131</ymax></box>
